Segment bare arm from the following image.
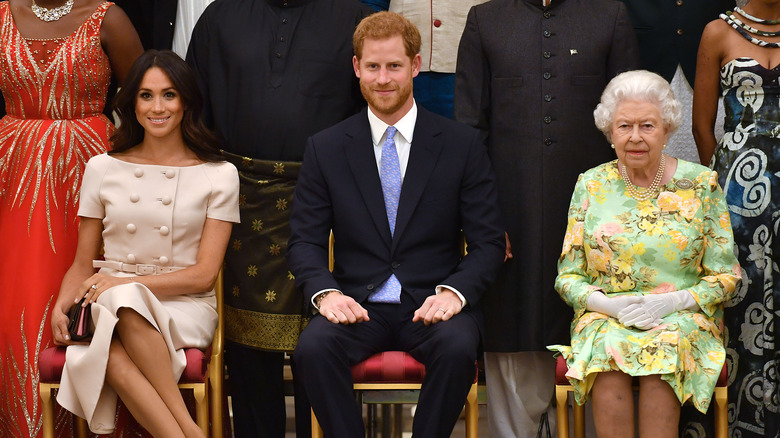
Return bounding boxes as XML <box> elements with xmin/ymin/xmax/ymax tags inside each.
<box><xmin>693</xmin><ymin>21</ymin><xmax>725</xmax><ymax>167</ymax></box>
<box><xmin>100</xmin><ymin>4</ymin><xmax>144</xmax><ymax>86</ymax></box>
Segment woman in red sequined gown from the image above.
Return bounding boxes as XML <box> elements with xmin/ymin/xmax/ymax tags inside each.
<box><xmin>0</xmin><ymin>1</ymin><xmax>141</xmax><ymax>437</ymax></box>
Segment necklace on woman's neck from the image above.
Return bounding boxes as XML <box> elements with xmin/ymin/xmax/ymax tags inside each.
<box><xmin>31</xmin><ymin>0</ymin><xmax>74</xmax><ymax>22</ymax></box>
<box><xmin>734</xmin><ymin>6</ymin><xmax>780</xmax><ymax>25</ymax></box>
<box><xmin>620</xmin><ymin>154</ymin><xmax>666</xmax><ymax>201</ymax></box>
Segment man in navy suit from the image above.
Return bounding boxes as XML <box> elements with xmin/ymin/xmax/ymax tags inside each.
<box><xmin>288</xmin><ymin>11</ymin><xmax>504</xmax><ymax>437</ymax></box>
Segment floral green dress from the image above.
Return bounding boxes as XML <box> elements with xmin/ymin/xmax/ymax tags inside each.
<box><xmin>548</xmin><ymin>159</ymin><xmax>741</xmax><ymax>413</ymax></box>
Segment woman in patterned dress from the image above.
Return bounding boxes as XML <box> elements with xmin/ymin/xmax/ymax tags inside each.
<box><xmin>694</xmin><ymin>1</ymin><xmax>780</xmax><ymax>436</ymax></box>
<box><xmin>0</xmin><ymin>1</ymin><xmax>141</xmax><ymax>437</ymax></box>
<box><xmin>550</xmin><ymin>70</ymin><xmax>741</xmax><ymax>437</ymax></box>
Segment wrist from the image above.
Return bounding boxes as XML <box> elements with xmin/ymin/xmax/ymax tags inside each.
<box><xmin>314</xmin><ymin>290</ymin><xmax>342</xmax><ymax>310</ymax></box>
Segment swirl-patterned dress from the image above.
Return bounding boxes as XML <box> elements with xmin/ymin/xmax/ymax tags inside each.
<box><xmin>0</xmin><ymin>3</ymin><xmax>114</xmax><ymax>437</ymax></box>
<box><xmin>712</xmin><ymin>57</ymin><xmax>780</xmax><ymax>437</ymax></box>
<box><xmin>548</xmin><ymin>160</ymin><xmax>741</xmax><ymax>413</ymax></box>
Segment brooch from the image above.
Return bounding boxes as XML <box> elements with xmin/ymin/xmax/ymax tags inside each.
<box><xmin>675</xmin><ymin>178</ymin><xmax>694</xmax><ymax>190</ymax></box>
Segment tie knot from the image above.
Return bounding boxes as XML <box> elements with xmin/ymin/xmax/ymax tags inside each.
<box><xmin>385</xmin><ymin>126</ymin><xmax>397</xmax><ymax>142</ymax></box>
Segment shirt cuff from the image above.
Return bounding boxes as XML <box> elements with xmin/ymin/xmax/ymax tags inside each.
<box><xmin>435</xmin><ymin>285</ymin><xmax>466</xmax><ymax>309</ymax></box>
<box><xmin>311</xmin><ymin>289</ymin><xmax>343</xmax><ymax>311</ymax></box>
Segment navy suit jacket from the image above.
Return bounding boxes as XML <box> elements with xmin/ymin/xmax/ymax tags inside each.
<box><xmin>287</xmin><ymin>106</ymin><xmax>505</xmax><ymax>319</ymax></box>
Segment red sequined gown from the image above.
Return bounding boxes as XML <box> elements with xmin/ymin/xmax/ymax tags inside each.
<box><xmin>0</xmin><ymin>3</ymin><xmax>114</xmax><ymax>437</ymax></box>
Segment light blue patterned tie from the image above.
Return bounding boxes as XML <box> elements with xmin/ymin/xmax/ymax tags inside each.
<box><xmin>369</xmin><ymin>126</ymin><xmax>402</xmax><ymax>303</ymax></box>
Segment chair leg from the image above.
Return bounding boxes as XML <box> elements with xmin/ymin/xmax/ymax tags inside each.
<box><xmin>555</xmin><ymin>385</ymin><xmax>569</xmax><ymax>438</ymax></box>
<box><xmin>465</xmin><ymin>382</ymin><xmax>478</xmax><ymax>438</ymax></box>
<box><xmin>210</xmin><ymin>372</ymin><xmax>224</xmax><ymax>438</ymax></box>
<box><xmin>40</xmin><ymin>383</ymin><xmax>55</xmax><ymax>438</ymax></box>
<box><xmin>572</xmin><ymin>397</ymin><xmax>585</xmax><ymax>438</ymax></box>
<box><xmin>192</xmin><ymin>384</ymin><xmax>209</xmax><ymax>434</ymax></box>
<box><xmin>311</xmin><ymin>409</ymin><xmax>324</xmax><ymax>438</ymax></box>
<box><xmin>76</xmin><ymin>416</ymin><xmax>88</xmax><ymax>438</ymax></box>
<box><xmin>714</xmin><ymin>386</ymin><xmax>728</xmax><ymax>438</ymax></box>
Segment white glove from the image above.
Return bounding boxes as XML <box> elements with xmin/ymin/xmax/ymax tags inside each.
<box><xmin>586</xmin><ymin>292</ymin><xmax>642</xmax><ymax>319</ymax></box>
<box><xmin>618</xmin><ymin>290</ymin><xmax>699</xmax><ymax>330</ymax></box>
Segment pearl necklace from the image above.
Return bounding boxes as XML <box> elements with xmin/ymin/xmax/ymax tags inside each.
<box><xmin>31</xmin><ymin>0</ymin><xmax>74</xmax><ymax>22</ymax></box>
<box><xmin>620</xmin><ymin>154</ymin><xmax>665</xmax><ymax>201</ymax></box>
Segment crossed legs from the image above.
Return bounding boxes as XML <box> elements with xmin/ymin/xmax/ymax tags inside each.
<box><xmin>105</xmin><ymin>308</ymin><xmax>204</xmax><ymax>438</ymax></box>
<box><xmin>591</xmin><ymin>371</ymin><xmax>680</xmax><ymax>438</ymax></box>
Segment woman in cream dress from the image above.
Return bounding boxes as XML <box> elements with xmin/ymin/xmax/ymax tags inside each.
<box><xmin>50</xmin><ymin>50</ymin><xmax>239</xmax><ymax>438</ymax></box>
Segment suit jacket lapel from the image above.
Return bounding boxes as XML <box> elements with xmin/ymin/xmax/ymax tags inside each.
<box><xmin>393</xmin><ymin>108</ymin><xmax>443</xmax><ymax>251</ymax></box>
<box><xmin>344</xmin><ymin>110</ymin><xmax>393</xmax><ymax>245</ymax></box>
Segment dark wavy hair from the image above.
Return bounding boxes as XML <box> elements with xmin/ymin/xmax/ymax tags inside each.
<box><xmin>109</xmin><ymin>50</ymin><xmax>223</xmax><ymax>162</ymax></box>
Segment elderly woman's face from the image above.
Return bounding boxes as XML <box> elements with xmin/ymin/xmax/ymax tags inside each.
<box><xmin>610</xmin><ymin>99</ymin><xmax>669</xmax><ymax>171</ymax></box>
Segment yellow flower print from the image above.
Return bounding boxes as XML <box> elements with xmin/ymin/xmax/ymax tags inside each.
<box><xmin>664</xmin><ymin>249</ymin><xmax>676</xmax><ymax>261</ymax></box>
<box><xmin>586</xmin><ymin>248</ymin><xmax>611</xmax><ymax>273</ymax></box>
<box><xmin>677</xmin><ymin>189</ymin><xmax>695</xmax><ymax>200</ymax></box>
<box><xmin>266</xmin><ymin>290</ymin><xmax>277</xmax><ymax>302</ymax></box>
<box><xmin>719</xmin><ymin>213</ymin><xmax>732</xmax><ymax>230</ymax></box>
<box><xmin>232</xmin><ymin>285</ymin><xmax>240</xmax><ymax>297</ymax></box>
<box><xmin>232</xmin><ymin>239</ymin><xmax>242</xmax><ymax>251</ymax></box>
<box><xmin>562</xmin><ymin>219</ymin><xmax>584</xmax><ymax>255</ymax></box>
<box><xmin>668</xmin><ymin>230</ymin><xmax>689</xmax><ymax>251</ymax></box>
<box><xmin>269</xmin><ymin>244</ymin><xmax>282</xmax><ymax>256</ymax></box>
<box><xmin>247</xmin><ymin>265</ymin><xmax>258</xmax><ymax>277</ymax></box>
<box><xmin>679</xmin><ymin>198</ymin><xmax>701</xmax><ymax>220</ymax></box>
<box><xmin>276</xmin><ymin>198</ymin><xmax>289</xmax><ymax>211</ymax></box>
<box><xmin>612</xmin><ymin>257</ymin><xmax>633</xmax><ymax>275</ymax></box>
<box><xmin>638</xmin><ymin>347</ymin><xmax>666</xmax><ymax>370</ymax></box>
<box><xmin>657</xmin><ymin>191</ymin><xmax>682</xmax><ymax>212</ymax></box>
<box><xmin>657</xmin><ymin>331</ymin><xmax>679</xmax><ymax>345</ymax></box>
<box><xmin>708</xmin><ymin>170</ymin><xmax>719</xmax><ymax>188</ymax></box>
<box><xmin>252</xmin><ymin>219</ymin><xmax>264</xmax><ymax>231</ymax></box>
<box><xmin>638</xmin><ymin>218</ymin><xmax>663</xmax><ymax>236</ymax></box>
<box><xmin>587</xmin><ymin>180</ymin><xmax>602</xmax><ymax>196</ymax></box>
<box><xmin>682</xmin><ymin>350</ymin><xmax>697</xmax><ymax>371</ymax></box>
<box><xmin>612</xmin><ymin>276</ymin><xmax>636</xmax><ymax>291</ymax></box>
<box><xmin>692</xmin><ymin>313</ymin><xmax>721</xmax><ymax>338</ymax></box>
<box><xmin>707</xmin><ymin>350</ymin><xmax>725</xmax><ymax>363</ymax></box>
<box><xmin>636</xmin><ymin>200</ymin><xmax>658</xmax><ymax>217</ymax></box>
<box><xmin>287</xmin><ymin>271</ymin><xmax>295</xmax><ymax>280</ymax></box>
<box><xmin>273</xmin><ymin>163</ymin><xmax>285</xmax><ymax>175</ymax></box>
<box><xmin>575</xmin><ymin>312</ymin><xmax>608</xmax><ymax>333</ymax></box>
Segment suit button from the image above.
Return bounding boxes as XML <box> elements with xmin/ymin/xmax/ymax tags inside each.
<box><xmin>544</xmin><ymin>94</ymin><xmax>552</xmax><ymax>102</ymax></box>
<box><xmin>676</xmin><ymin>0</ymin><xmax>682</xmax><ymax>5</ymax></box>
<box><xmin>367</xmin><ymin>284</ymin><xmax>375</xmax><ymax>291</ymax></box>
<box><xmin>543</xmin><ymin>11</ymin><xmax>551</xmax><ymax>18</ymax></box>
<box><xmin>543</xmin><ymin>72</ymin><xmax>551</xmax><ymax>80</ymax></box>
<box><xmin>676</xmin><ymin>28</ymin><xmax>683</xmax><ymax>35</ymax></box>
<box><xmin>544</xmin><ymin>138</ymin><xmax>552</xmax><ymax>146</ymax></box>
<box><xmin>543</xmin><ymin>51</ymin><xmax>551</xmax><ymax>59</ymax></box>
<box><xmin>433</xmin><ymin>19</ymin><xmax>442</xmax><ymax>27</ymax></box>
<box><xmin>544</xmin><ymin>116</ymin><xmax>552</xmax><ymax>124</ymax></box>
<box><xmin>392</xmin><ymin>262</ymin><xmax>400</xmax><ymax>269</ymax></box>
<box><xmin>543</xmin><ymin>30</ymin><xmax>551</xmax><ymax>38</ymax></box>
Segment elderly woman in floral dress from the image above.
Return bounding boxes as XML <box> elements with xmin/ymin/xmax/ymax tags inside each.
<box><xmin>549</xmin><ymin>70</ymin><xmax>741</xmax><ymax>438</ymax></box>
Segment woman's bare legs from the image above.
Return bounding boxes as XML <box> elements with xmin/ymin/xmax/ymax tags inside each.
<box><xmin>591</xmin><ymin>371</ymin><xmax>635</xmax><ymax>438</ymax></box>
<box><xmin>106</xmin><ymin>308</ymin><xmax>205</xmax><ymax>438</ymax></box>
<box><xmin>638</xmin><ymin>375</ymin><xmax>680</xmax><ymax>438</ymax></box>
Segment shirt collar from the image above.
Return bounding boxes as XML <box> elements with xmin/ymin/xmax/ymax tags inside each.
<box><xmin>367</xmin><ymin>101</ymin><xmax>417</xmax><ymax>146</ymax></box>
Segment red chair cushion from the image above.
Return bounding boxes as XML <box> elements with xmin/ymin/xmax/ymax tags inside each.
<box><xmin>352</xmin><ymin>351</ymin><xmax>426</xmax><ymax>384</ymax></box>
<box><xmin>38</xmin><ymin>346</ymin><xmax>210</xmax><ymax>384</ymax></box>
<box><xmin>555</xmin><ymin>355</ymin><xmax>728</xmax><ymax>387</ymax></box>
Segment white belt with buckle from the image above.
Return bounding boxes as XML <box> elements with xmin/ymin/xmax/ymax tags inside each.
<box><xmin>93</xmin><ymin>260</ymin><xmax>184</xmax><ymax>275</ymax></box>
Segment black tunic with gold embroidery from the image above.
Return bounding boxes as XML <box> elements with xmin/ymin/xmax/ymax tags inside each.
<box><xmin>187</xmin><ymin>0</ymin><xmax>369</xmax><ymax>351</ymax></box>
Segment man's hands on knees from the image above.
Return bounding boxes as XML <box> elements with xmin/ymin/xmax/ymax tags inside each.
<box><xmin>319</xmin><ymin>293</ymin><xmax>370</xmax><ymax>325</ymax></box>
<box><xmin>413</xmin><ymin>289</ymin><xmax>463</xmax><ymax>326</ymax></box>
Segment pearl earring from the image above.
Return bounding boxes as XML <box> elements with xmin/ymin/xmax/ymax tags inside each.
<box><xmin>610</xmin><ymin>144</ymin><xmax>615</xmax><ymax>149</ymax></box>
<box><xmin>663</xmin><ymin>144</ymin><xmax>667</xmax><ymax>149</ymax></box>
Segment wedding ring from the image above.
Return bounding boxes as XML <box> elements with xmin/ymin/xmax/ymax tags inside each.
<box><xmin>437</xmin><ymin>308</ymin><xmax>446</xmax><ymax>313</ymax></box>
<box><xmin>91</xmin><ymin>284</ymin><xmax>97</xmax><ymax>290</ymax></box>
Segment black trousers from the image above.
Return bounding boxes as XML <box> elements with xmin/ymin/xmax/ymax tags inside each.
<box><xmin>226</xmin><ymin>343</ymin><xmax>311</xmax><ymax>438</ymax></box>
<box><xmin>294</xmin><ymin>292</ymin><xmax>479</xmax><ymax>438</ymax></box>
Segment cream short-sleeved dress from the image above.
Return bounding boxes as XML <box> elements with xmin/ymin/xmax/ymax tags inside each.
<box><xmin>56</xmin><ymin>154</ymin><xmax>240</xmax><ymax>434</ymax></box>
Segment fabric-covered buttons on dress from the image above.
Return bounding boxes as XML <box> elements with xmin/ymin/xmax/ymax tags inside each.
<box><xmin>126</xmin><ymin>223</ymin><xmax>137</xmax><ymax>233</ymax></box>
<box><xmin>162</xmin><ymin>196</ymin><xmax>172</xmax><ymax>205</ymax></box>
<box><xmin>164</xmin><ymin>169</ymin><xmax>176</xmax><ymax>179</ymax></box>
<box><xmin>159</xmin><ymin>226</ymin><xmax>170</xmax><ymax>236</ymax></box>
<box><xmin>159</xmin><ymin>256</ymin><xmax>169</xmax><ymax>264</ymax></box>
<box><xmin>134</xmin><ymin>168</ymin><xmax>144</xmax><ymax>178</ymax></box>
<box><xmin>130</xmin><ymin>193</ymin><xmax>140</xmax><ymax>203</ymax></box>
<box><xmin>127</xmin><ymin>254</ymin><xmax>136</xmax><ymax>263</ymax></box>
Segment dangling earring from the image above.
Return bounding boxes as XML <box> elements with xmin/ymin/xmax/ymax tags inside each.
<box><xmin>610</xmin><ymin>144</ymin><xmax>615</xmax><ymax>149</ymax></box>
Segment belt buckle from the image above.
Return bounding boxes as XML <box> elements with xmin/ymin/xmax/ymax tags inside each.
<box><xmin>135</xmin><ymin>264</ymin><xmax>157</xmax><ymax>275</ymax></box>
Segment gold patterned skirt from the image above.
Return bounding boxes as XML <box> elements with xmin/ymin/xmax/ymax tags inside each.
<box><xmin>221</xmin><ymin>151</ymin><xmax>308</xmax><ymax>351</ymax></box>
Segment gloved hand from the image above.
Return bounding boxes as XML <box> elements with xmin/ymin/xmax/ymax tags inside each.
<box><xmin>618</xmin><ymin>290</ymin><xmax>699</xmax><ymax>330</ymax></box>
<box><xmin>586</xmin><ymin>292</ymin><xmax>642</xmax><ymax>319</ymax></box>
